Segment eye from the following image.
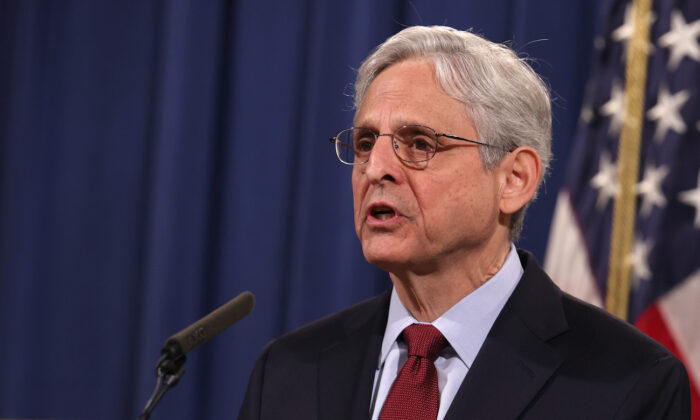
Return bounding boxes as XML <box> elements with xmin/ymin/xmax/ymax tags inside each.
<box><xmin>393</xmin><ymin>126</ymin><xmax>438</xmax><ymax>162</ymax></box>
<box><xmin>412</xmin><ymin>138</ymin><xmax>433</xmax><ymax>151</ymax></box>
<box><xmin>353</xmin><ymin>131</ymin><xmax>376</xmax><ymax>153</ymax></box>
<box><xmin>405</xmin><ymin>133</ymin><xmax>436</xmax><ymax>153</ymax></box>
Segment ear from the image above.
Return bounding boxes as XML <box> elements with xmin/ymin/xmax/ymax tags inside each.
<box><xmin>497</xmin><ymin>146</ymin><xmax>542</xmax><ymax>215</ymax></box>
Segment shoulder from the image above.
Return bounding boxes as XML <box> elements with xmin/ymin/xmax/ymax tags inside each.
<box><xmin>513</xmin><ymin>250</ymin><xmax>691</xmax><ymax>418</ymax></box>
<box><xmin>516</xmin><ymin>248</ymin><xmax>683</xmax><ymax>375</ymax></box>
<box><xmin>561</xmin><ymin>291</ymin><xmax>675</xmax><ymax>366</ymax></box>
<box><xmin>239</xmin><ymin>291</ymin><xmax>391</xmax><ymax>419</ymax></box>
<box><xmin>559</xmin><ymin>294</ymin><xmax>691</xmax><ymax>417</ymax></box>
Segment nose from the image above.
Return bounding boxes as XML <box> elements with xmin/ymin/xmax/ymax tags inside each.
<box><xmin>362</xmin><ymin>134</ymin><xmax>400</xmax><ymax>183</ymax></box>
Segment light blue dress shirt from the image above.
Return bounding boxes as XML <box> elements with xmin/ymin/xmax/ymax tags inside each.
<box><xmin>369</xmin><ymin>245</ymin><xmax>524</xmax><ymax>420</ymax></box>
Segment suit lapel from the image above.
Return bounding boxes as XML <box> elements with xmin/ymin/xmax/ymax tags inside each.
<box><xmin>445</xmin><ymin>251</ymin><xmax>568</xmax><ymax>420</ymax></box>
<box><xmin>318</xmin><ymin>291</ymin><xmax>390</xmax><ymax>420</ymax></box>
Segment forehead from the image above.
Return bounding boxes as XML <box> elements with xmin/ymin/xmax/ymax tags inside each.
<box><xmin>354</xmin><ymin>59</ymin><xmax>470</xmax><ymax>133</ymax></box>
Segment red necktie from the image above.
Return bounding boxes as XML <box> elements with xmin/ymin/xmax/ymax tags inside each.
<box><xmin>380</xmin><ymin>324</ymin><xmax>447</xmax><ymax>420</ymax></box>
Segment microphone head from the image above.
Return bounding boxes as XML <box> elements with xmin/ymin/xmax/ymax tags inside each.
<box><xmin>163</xmin><ymin>291</ymin><xmax>255</xmax><ymax>357</ymax></box>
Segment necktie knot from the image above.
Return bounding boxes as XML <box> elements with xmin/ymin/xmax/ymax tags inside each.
<box><xmin>402</xmin><ymin>324</ymin><xmax>446</xmax><ymax>362</ymax></box>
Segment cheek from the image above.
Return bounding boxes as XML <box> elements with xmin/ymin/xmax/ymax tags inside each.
<box><xmin>351</xmin><ymin>171</ymin><xmax>360</xmax><ymax>200</ymax></box>
<box><xmin>453</xmin><ymin>179</ymin><xmax>500</xmax><ymax>225</ymax></box>
<box><xmin>420</xmin><ymin>171</ymin><xmax>495</xmax><ymax>228</ymax></box>
<box><xmin>453</xmin><ymin>178</ymin><xmax>483</xmax><ymax>208</ymax></box>
<box><xmin>351</xmin><ymin>171</ymin><xmax>365</xmax><ymax>221</ymax></box>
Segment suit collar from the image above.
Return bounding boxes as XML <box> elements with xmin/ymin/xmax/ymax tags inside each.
<box><xmin>317</xmin><ymin>290</ymin><xmax>391</xmax><ymax>420</ymax></box>
<box><xmin>380</xmin><ymin>245</ymin><xmax>524</xmax><ymax>371</ymax></box>
<box><xmin>314</xmin><ymin>251</ymin><xmax>569</xmax><ymax>420</ymax></box>
<box><xmin>445</xmin><ymin>250</ymin><xmax>568</xmax><ymax>420</ymax></box>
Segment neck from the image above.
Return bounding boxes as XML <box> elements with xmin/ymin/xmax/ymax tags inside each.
<box><xmin>389</xmin><ymin>240</ymin><xmax>512</xmax><ymax>322</ymax></box>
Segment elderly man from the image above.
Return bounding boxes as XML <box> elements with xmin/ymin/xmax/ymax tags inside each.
<box><xmin>239</xmin><ymin>26</ymin><xmax>690</xmax><ymax>420</ymax></box>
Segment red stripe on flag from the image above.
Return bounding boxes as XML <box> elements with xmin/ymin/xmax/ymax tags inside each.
<box><xmin>636</xmin><ymin>304</ymin><xmax>699</xmax><ymax>420</ymax></box>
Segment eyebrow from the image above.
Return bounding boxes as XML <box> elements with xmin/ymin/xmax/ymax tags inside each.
<box><xmin>352</xmin><ymin>119</ymin><xmax>424</xmax><ymax>130</ymax></box>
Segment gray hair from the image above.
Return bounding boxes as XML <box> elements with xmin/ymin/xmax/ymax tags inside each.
<box><xmin>354</xmin><ymin>26</ymin><xmax>552</xmax><ymax>241</ymax></box>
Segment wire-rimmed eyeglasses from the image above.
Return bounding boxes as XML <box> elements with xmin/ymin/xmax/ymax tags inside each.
<box><xmin>329</xmin><ymin>125</ymin><xmax>511</xmax><ymax>165</ymax></box>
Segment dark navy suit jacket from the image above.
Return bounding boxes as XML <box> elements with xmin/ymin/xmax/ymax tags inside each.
<box><xmin>238</xmin><ymin>250</ymin><xmax>691</xmax><ymax>419</ymax></box>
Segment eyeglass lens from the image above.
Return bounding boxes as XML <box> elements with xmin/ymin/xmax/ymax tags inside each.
<box><xmin>335</xmin><ymin>125</ymin><xmax>438</xmax><ymax>164</ymax></box>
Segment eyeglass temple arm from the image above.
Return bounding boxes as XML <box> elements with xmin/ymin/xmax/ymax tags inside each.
<box><xmin>438</xmin><ymin>134</ymin><xmax>514</xmax><ymax>152</ymax></box>
<box><xmin>329</xmin><ymin>138</ymin><xmax>354</xmax><ymax>151</ymax></box>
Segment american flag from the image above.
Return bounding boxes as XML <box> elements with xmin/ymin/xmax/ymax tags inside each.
<box><xmin>544</xmin><ymin>0</ymin><xmax>700</xmax><ymax>417</ymax></box>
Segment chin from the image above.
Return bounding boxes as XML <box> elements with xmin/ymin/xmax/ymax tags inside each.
<box><xmin>361</xmin><ymin>243</ymin><xmax>410</xmax><ymax>271</ymax></box>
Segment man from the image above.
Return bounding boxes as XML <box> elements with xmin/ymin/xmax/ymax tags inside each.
<box><xmin>239</xmin><ymin>26</ymin><xmax>690</xmax><ymax>419</ymax></box>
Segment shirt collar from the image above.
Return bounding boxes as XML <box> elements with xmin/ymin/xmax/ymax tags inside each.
<box><xmin>378</xmin><ymin>244</ymin><xmax>524</xmax><ymax>369</ymax></box>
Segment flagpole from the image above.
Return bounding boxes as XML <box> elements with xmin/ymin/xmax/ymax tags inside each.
<box><xmin>606</xmin><ymin>0</ymin><xmax>654</xmax><ymax>319</ymax></box>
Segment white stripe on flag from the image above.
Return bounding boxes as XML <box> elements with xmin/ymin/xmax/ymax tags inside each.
<box><xmin>659</xmin><ymin>268</ymin><xmax>700</xmax><ymax>391</ymax></box>
<box><xmin>544</xmin><ymin>191</ymin><xmax>604</xmax><ymax>308</ymax></box>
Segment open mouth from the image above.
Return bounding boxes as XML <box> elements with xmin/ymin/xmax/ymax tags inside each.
<box><xmin>370</xmin><ymin>205</ymin><xmax>396</xmax><ymax>220</ymax></box>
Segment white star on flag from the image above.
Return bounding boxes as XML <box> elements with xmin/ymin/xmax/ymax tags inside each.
<box><xmin>646</xmin><ymin>85</ymin><xmax>689</xmax><ymax>142</ymax></box>
<box><xmin>679</xmin><ymin>170</ymin><xmax>700</xmax><ymax>229</ymax></box>
<box><xmin>601</xmin><ymin>80</ymin><xmax>626</xmax><ymax>135</ymax></box>
<box><xmin>590</xmin><ymin>152</ymin><xmax>618</xmax><ymax>211</ymax></box>
<box><xmin>636</xmin><ymin>163</ymin><xmax>669</xmax><ymax>217</ymax></box>
<box><xmin>612</xmin><ymin>4</ymin><xmax>656</xmax><ymax>54</ymax></box>
<box><xmin>612</xmin><ymin>4</ymin><xmax>636</xmax><ymax>43</ymax></box>
<box><xmin>658</xmin><ymin>10</ymin><xmax>700</xmax><ymax>70</ymax></box>
<box><xmin>628</xmin><ymin>237</ymin><xmax>654</xmax><ymax>289</ymax></box>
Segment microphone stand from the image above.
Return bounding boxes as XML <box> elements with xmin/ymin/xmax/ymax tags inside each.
<box><xmin>138</xmin><ymin>345</ymin><xmax>186</xmax><ymax>420</ymax></box>
<box><xmin>136</xmin><ymin>291</ymin><xmax>255</xmax><ymax>419</ymax></box>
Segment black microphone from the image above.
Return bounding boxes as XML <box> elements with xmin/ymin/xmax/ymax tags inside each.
<box><xmin>161</xmin><ymin>290</ymin><xmax>255</xmax><ymax>361</ymax></box>
<box><xmin>139</xmin><ymin>291</ymin><xmax>255</xmax><ymax>420</ymax></box>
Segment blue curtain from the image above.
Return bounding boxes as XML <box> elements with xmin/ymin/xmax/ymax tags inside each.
<box><xmin>0</xmin><ymin>0</ymin><xmax>606</xmax><ymax>418</ymax></box>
